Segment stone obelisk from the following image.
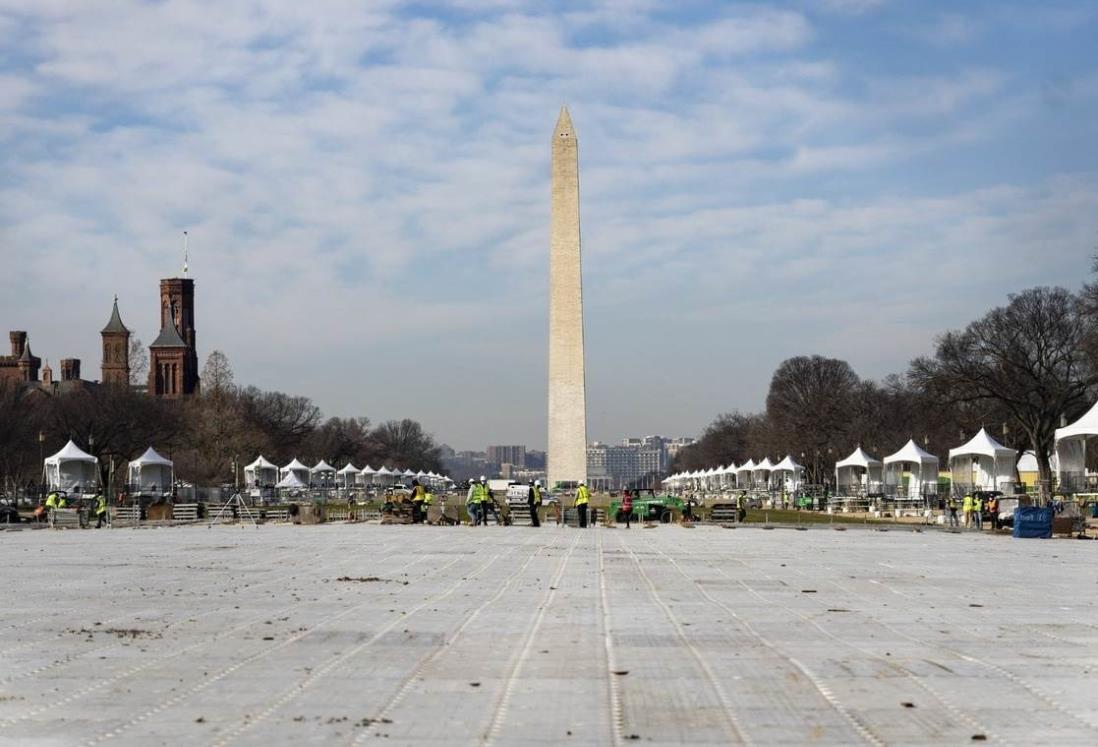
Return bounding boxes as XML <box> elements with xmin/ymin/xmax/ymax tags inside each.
<box><xmin>547</xmin><ymin>106</ymin><xmax>588</xmax><ymax>489</ymax></box>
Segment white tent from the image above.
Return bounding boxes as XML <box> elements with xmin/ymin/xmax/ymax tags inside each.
<box><xmin>375</xmin><ymin>466</ymin><xmax>394</xmax><ymax>485</ymax></box>
<box><xmin>311</xmin><ymin>460</ymin><xmax>337</xmax><ymax>487</ymax></box>
<box><xmin>359</xmin><ymin>465</ymin><xmax>376</xmax><ymax>486</ymax></box>
<box><xmin>280</xmin><ymin>458</ymin><xmax>311</xmax><ymax>485</ymax></box>
<box><xmin>244</xmin><ymin>456</ymin><xmax>278</xmax><ymax>487</ymax></box>
<box><xmin>752</xmin><ymin>457</ymin><xmax>775</xmax><ymax>489</ymax></box>
<box><xmin>275</xmin><ymin>471</ymin><xmax>306</xmax><ymax>490</ymax></box>
<box><xmin>883</xmin><ymin>440</ymin><xmax>940</xmax><ymax>499</ymax></box>
<box><xmin>735</xmin><ymin>459</ymin><xmax>755</xmax><ymax>488</ymax></box>
<box><xmin>336</xmin><ymin>463</ymin><xmax>360</xmax><ymax>489</ymax></box>
<box><xmin>772</xmin><ymin>455</ymin><xmax>805</xmax><ymax>492</ymax></box>
<box><xmin>948</xmin><ymin>428</ymin><xmax>1016</xmax><ymax>493</ymax></box>
<box><xmin>834</xmin><ymin>447</ymin><xmax>882</xmax><ymax>495</ymax></box>
<box><xmin>128</xmin><ymin>447</ymin><xmax>174</xmax><ymax>494</ymax></box>
<box><xmin>402</xmin><ymin>468</ymin><xmax>416</xmax><ymax>480</ymax></box>
<box><xmin>1055</xmin><ymin>400</ymin><xmax>1098</xmax><ymax>491</ymax></box>
<box><xmin>719</xmin><ymin>463</ymin><xmax>737</xmax><ymax>490</ymax></box>
<box><xmin>45</xmin><ymin>440</ymin><xmax>98</xmax><ymax>493</ymax></box>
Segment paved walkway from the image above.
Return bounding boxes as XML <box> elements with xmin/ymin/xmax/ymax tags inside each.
<box><xmin>1</xmin><ymin>524</ymin><xmax>1096</xmax><ymax>745</ymax></box>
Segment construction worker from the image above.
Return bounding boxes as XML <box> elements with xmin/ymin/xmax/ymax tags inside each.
<box><xmin>987</xmin><ymin>494</ymin><xmax>999</xmax><ymax>531</ymax></box>
<box><xmin>94</xmin><ymin>492</ymin><xmax>108</xmax><ymax>528</ymax></box>
<box><xmin>56</xmin><ymin>492</ymin><xmax>67</xmax><ymax>509</ymax></box>
<box><xmin>575</xmin><ymin>480</ymin><xmax>590</xmax><ymax>528</ymax></box>
<box><xmin>45</xmin><ymin>491</ymin><xmax>59</xmax><ymax>512</ymax></box>
<box><xmin>409</xmin><ymin>479</ymin><xmax>427</xmax><ymax>524</ymax></box>
<box><xmin>465</xmin><ymin>480</ymin><xmax>481</xmax><ymax>526</ymax></box>
<box><xmin>973</xmin><ymin>493</ymin><xmax>984</xmax><ymax>530</ymax></box>
<box><xmin>947</xmin><ymin>494</ymin><xmax>959</xmax><ymax>528</ymax></box>
<box><xmin>621</xmin><ymin>489</ymin><xmax>634</xmax><ymax>529</ymax></box>
<box><xmin>737</xmin><ymin>491</ymin><xmax>747</xmax><ymax>523</ymax></box>
<box><xmin>480</xmin><ymin>478</ymin><xmax>501</xmax><ymax>526</ymax></box>
<box><xmin>528</xmin><ymin>480</ymin><xmax>542</xmax><ymax>527</ymax></box>
<box><xmin>962</xmin><ymin>493</ymin><xmax>973</xmax><ymax>528</ymax></box>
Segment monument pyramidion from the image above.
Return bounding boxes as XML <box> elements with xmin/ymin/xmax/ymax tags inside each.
<box><xmin>547</xmin><ymin>106</ymin><xmax>588</xmax><ymax>490</ymax></box>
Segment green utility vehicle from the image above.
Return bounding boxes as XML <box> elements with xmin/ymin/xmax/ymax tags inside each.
<box><xmin>609</xmin><ymin>489</ymin><xmax>686</xmax><ymax>524</ymax></box>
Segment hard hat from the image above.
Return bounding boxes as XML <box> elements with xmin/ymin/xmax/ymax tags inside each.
<box><xmin>534</xmin><ymin>480</ymin><xmax>541</xmax><ymax>486</ymax></box>
<box><xmin>480</xmin><ymin>475</ymin><xmax>486</xmax><ymax>482</ymax></box>
<box><xmin>579</xmin><ymin>480</ymin><xmax>586</xmax><ymax>486</ymax></box>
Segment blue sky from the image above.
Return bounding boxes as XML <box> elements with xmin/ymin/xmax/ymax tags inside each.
<box><xmin>1</xmin><ymin>0</ymin><xmax>1096</xmax><ymax>451</ymax></box>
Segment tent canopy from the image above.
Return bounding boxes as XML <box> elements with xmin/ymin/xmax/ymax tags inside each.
<box><xmin>1055</xmin><ymin>400</ymin><xmax>1098</xmax><ymax>442</ymax></box>
<box><xmin>835</xmin><ymin>446</ymin><xmax>881</xmax><ymax>470</ymax></box>
<box><xmin>948</xmin><ymin>428</ymin><xmax>1015</xmax><ymax>461</ymax></box>
<box><xmin>773</xmin><ymin>455</ymin><xmax>803</xmax><ymax>472</ymax></box>
<box><xmin>45</xmin><ymin>440</ymin><xmax>97</xmax><ymax>465</ymax></box>
<box><xmin>337</xmin><ymin>463</ymin><xmax>360</xmax><ymax>475</ymax></box>
<box><xmin>735</xmin><ymin>459</ymin><xmax>755</xmax><ymax>474</ymax></box>
<box><xmin>130</xmin><ymin>446</ymin><xmax>173</xmax><ymax>467</ymax></box>
<box><xmin>884</xmin><ymin>439</ymin><xmax>938</xmax><ymax>465</ymax></box>
<box><xmin>312</xmin><ymin>460</ymin><xmax>336</xmax><ymax>473</ymax></box>
<box><xmin>246</xmin><ymin>455</ymin><xmax>277</xmax><ymax>471</ymax></box>
<box><xmin>282</xmin><ymin>458</ymin><xmax>309</xmax><ymax>471</ymax></box>
<box><xmin>275</xmin><ymin>471</ymin><xmax>306</xmax><ymax>489</ymax></box>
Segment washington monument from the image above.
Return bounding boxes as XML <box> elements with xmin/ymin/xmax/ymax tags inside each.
<box><xmin>547</xmin><ymin>106</ymin><xmax>588</xmax><ymax>488</ymax></box>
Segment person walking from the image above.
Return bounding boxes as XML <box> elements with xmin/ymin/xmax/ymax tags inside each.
<box><xmin>973</xmin><ymin>493</ymin><xmax>984</xmax><ymax>530</ymax></box>
<box><xmin>621</xmin><ymin>489</ymin><xmax>634</xmax><ymax>529</ymax></box>
<box><xmin>409</xmin><ymin>479</ymin><xmax>427</xmax><ymax>524</ymax></box>
<box><xmin>528</xmin><ymin>480</ymin><xmax>542</xmax><ymax>527</ymax></box>
<box><xmin>962</xmin><ymin>493</ymin><xmax>973</xmax><ymax>528</ymax></box>
<box><xmin>94</xmin><ymin>492</ymin><xmax>108</xmax><ymax>528</ymax></box>
<box><xmin>947</xmin><ymin>494</ymin><xmax>959</xmax><ymax>528</ymax></box>
<box><xmin>575</xmin><ymin>481</ymin><xmax>590</xmax><ymax>528</ymax></box>
<box><xmin>465</xmin><ymin>480</ymin><xmax>481</xmax><ymax>526</ymax></box>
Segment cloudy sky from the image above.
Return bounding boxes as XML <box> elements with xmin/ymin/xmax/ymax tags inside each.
<box><xmin>1</xmin><ymin>1</ymin><xmax>1096</xmax><ymax>451</ymax></box>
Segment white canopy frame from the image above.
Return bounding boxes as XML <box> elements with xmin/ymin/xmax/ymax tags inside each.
<box><xmin>128</xmin><ymin>447</ymin><xmax>174</xmax><ymax>495</ymax></box>
<box><xmin>734</xmin><ymin>459</ymin><xmax>755</xmax><ymax>489</ymax></box>
<box><xmin>45</xmin><ymin>440</ymin><xmax>99</xmax><ymax>494</ymax></box>
<box><xmin>752</xmin><ymin>457</ymin><xmax>775</xmax><ymax>489</ymax></box>
<box><xmin>948</xmin><ymin>428</ymin><xmax>1016</xmax><ymax>495</ymax></box>
<box><xmin>772</xmin><ymin>455</ymin><xmax>805</xmax><ymax>492</ymax></box>
<box><xmin>834</xmin><ymin>447</ymin><xmax>882</xmax><ymax>495</ymax></box>
<box><xmin>883</xmin><ymin>440</ymin><xmax>940</xmax><ymax>500</ymax></box>
<box><xmin>280</xmin><ymin>458</ymin><xmax>311</xmax><ymax>486</ymax></box>
<box><xmin>244</xmin><ymin>456</ymin><xmax>278</xmax><ymax>487</ymax></box>
<box><xmin>336</xmin><ymin>463</ymin><xmax>360</xmax><ymax>489</ymax></box>
<box><xmin>1055</xmin><ymin>400</ymin><xmax>1098</xmax><ymax>493</ymax></box>
<box><xmin>310</xmin><ymin>460</ymin><xmax>337</xmax><ymax>488</ymax></box>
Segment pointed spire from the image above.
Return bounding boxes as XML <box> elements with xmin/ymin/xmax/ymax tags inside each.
<box><xmin>101</xmin><ymin>296</ymin><xmax>129</xmax><ymax>334</ymax></box>
<box><xmin>182</xmin><ymin>230</ymin><xmax>189</xmax><ymax>275</ymax></box>
<box><xmin>18</xmin><ymin>342</ymin><xmax>34</xmax><ymax>362</ymax></box>
<box><xmin>554</xmin><ymin>105</ymin><xmax>574</xmax><ymax>139</ymax></box>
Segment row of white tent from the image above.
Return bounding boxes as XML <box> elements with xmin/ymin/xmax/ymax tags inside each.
<box><xmin>44</xmin><ymin>441</ymin><xmax>174</xmax><ymax>493</ymax></box>
<box><xmin>242</xmin><ymin>456</ymin><xmax>452</xmax><ymax>490</ymax></box>
<box><xmin>666</xmin><ymin>418</ymin><xmax>1098</xmax><ymax>497</ymax></box>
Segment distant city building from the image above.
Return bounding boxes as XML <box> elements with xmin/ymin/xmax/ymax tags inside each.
<box><xmin>487</xmin><ymin>445</ymin><xmax>526</xmax><ymax>469</ymax></box>
<box><xmin>585</xmin><ymin>435</ymin><xmax>690</xmax><ymax>490</ymax></box>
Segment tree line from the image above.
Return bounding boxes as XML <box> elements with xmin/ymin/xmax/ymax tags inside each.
<box><xmin>0</xmin><ymin>350</ymin><xmax>442</xmax><ymax>492</ymax></box>
<box><xmin>672</xmin><ymin>263</ymin><xmax>1098</xmax><ymax>491</ymax></box>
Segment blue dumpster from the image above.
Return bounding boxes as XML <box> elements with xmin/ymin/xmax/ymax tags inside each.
<box><xmin>1013</xmin><ymin>506</ymin><xmax>1053</xmax><ymax>539</ymax></box>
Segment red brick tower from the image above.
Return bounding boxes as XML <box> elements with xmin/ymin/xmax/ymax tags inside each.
<box><xmin>100</xmin><ymin>296</ymin><xmax>130</xmax><ymax>386</ymax></box>
<box><xmin>149</xmin><ymin>276</ymin><xmax>199</xmax><ymax>397</ymax></box>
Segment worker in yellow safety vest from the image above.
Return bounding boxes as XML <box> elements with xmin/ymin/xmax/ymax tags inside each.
<box><xmin>45</xmin><ymin>492</ymin><xmax>59</xmax><ymax>511</ymax></box>
<box><xmin>973</xmin><ymin>494</ymin><xmax>983</xmax><ymax>530</ymax></box>
<box><xmin>94</xmin><ymin>493</ymin><xmax>108</xmax><ymax>528</ymax></box>
<box><xmin>962</xmin><ymin>493</ymin><xmax>973</xmax><ymax>528</ymax></box>
<box><xmin>465</xmin><ymin>479</ymin><xmax>481</xmax><ymax>526</ymax></box>
<box><xmin>410</xmin><ymin>480</ymin><xmax>427</xmax><ymax>524</ymax></box>
<box><xmin>528</xmin><ymin>480</ymin><xmax>543</xmax><ymax>527</ymax></box>
<box><xmin>479</xmin><ymin>477</ymin><xmax>500</xmax><ymax>526</ymax></box>
<box><xmin>575</xmin><ymin>481</ymin><xmax>591</xmax><ymax>528</ymax></box>
<box><xmin>947</xmin><ymin>495</ymin><xmax>959</xmax><ymax>528</ymax></box>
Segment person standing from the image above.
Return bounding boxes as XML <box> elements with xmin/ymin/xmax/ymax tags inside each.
<box><xmin>947</xmin><ymin>494</ymin><xmax>959</xmax><ymax>528</ymax></box>
<box><xmin>409</xmin><ymin>479</ymin><xmax>426</xmax><ymax>524</ymax></box>
<box><xmin>987</xmin><ymin>494</ymin><xmax>999</xmax><ymax>531</ymax></box>
<box><xmin>94</xmin><ymin>492</ymin><xmax>108</xmax><ymax>528</ymax></box>
<box><xmin>621</xmin><ymin>489</ymin><xmax>633</xmax><ymax>529</ymax></box>
<box><xmin>466</xmin><ymin>480</ymin><xmax>481</xmax><ymax>526</ymax></box>
<box><xmin>962</xmin><ymin>493</ymin><xmax>973</xmax><ymax>528</ymax></box>
<box><xmin>481</xmin><ymin>478</ymin><xmax>501</xmax><ymax>526</ymax></box>
<box><xmin>528</xmin><ymin>480</ymin><xmax>542</xmax><ymax>527</ymax></box>
<box><xmin>575</xmin><ymin>481</ymin><xmax>590</xmax><ymax>528</ymax></box>
<box><xmin>973</xmin><ymin>493</ymin><xmax>984</xmax><ymax>530</ymax></box>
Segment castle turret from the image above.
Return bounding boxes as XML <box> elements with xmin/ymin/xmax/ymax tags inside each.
<box><xmin>101</xmin><ymin>296</ymin><xmax>131</xmax><ymax>386</ymax></box>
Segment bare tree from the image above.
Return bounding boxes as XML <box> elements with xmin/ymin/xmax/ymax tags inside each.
<box><xmin>370</xmin><ymin>419</ymin><xmax>442</xmax><ymax>471</ymax></box>
<box><xmin>670</xmin><ymin>412</ymin><xmax>762</xmax><ymax>473</ymax></box>
<box><xmin>129</xmin><ymin>337</ymin><xmax>148</xmax><ymax>386</ymax></box>
<box><xmin>910</xmin><ymin>287</ymin><xmax>1097</xmax><ymax>493</ymax></box>
<box><xmin>202</xmin><ymin>350</ymin><xmax>235</xmax><ymax>396</ymax></box>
